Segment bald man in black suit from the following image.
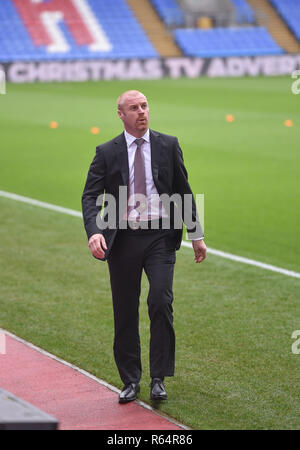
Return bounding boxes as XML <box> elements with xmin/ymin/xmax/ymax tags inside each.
<box><xmin>82</xmin><ymin>90</ymin><xmax>206</xmax><ymax>403</ymax></box>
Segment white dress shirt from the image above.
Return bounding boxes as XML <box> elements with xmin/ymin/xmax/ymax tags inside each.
<box><xmin>124</xmin><ymin>129</ymin><xmax>166</xmax><ymax>221</ymax></box>
<box><xmin>124</xmin><ymin>129</ymin><xmax>203</xmax><ymax>241</ymax></box>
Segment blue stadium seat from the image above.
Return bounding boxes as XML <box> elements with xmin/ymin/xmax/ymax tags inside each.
<box><xmin>230</xmin><ymin>0</ymin><xmax>255</xmax><ymax>24</ymax></box>
<box><xmin>174</xmin><ymin>27</ymin><xmax>283</xmax><ymax>57</ymax></box>
<box><xmin>0</xmin><ymin>0</ymin><xmax>158</xmax><ymax>62</ymax></box>
<box><xmin>150</xmin><ymin>0</ymin><xmax>184</xmax><ymax>27</ymax></box>
<box><xmin>270</xmin><ymin>0</ymin><xmax>300</xmax><ymax>42</ymax></box>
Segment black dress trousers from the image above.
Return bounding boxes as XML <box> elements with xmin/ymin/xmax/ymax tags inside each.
<box><xmin>107</xmin><ymin>227</ymin><xmax>176</xmax><ymax>385</ymax></box>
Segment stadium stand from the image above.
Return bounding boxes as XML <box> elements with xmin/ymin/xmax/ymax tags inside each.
<box><xmin>0</xmin><ymin>0</ymin><xmax>297</xmax><ymax>62</ymax></box>
<box><xmin>247</xmin><ymin>0</ymin><xmax>300</xmax><ymax>53</ymax></box>
<box><xmin>269</xmin><ymin>0</ymin><xmax>300</xmax><ymax>42</ymax></box>
<box><xmin>177</xmin><ymin>0</ymin><xmax>236</xmax><ymax>27</ymax></box>
<box><xmin>149</xmin><ymin>0</ymin><xmax>184</xmax><ymax>27</ymax></box>
<box><xmin>0</xmin><ymin>0</ymin><xmax>158</xmax><ymax>61</ymax></box>
<box><xmin>230</xmin><ymin>0</ymin><xmax>255</xmax><ymax>24</ymax></box>
<box><xmin>127</xmin><ymin>0</ymin><xmax>182</xmax><ymax>56</ymax></box>
<box><xmin>174</xmin><ymin>26</ymin><xmax>283</xmax><ymax>57</ymax></box>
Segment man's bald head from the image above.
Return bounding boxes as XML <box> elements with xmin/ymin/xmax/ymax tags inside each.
<box><xmin>117</xmin><ymin>90</ymin><xmax>149</xmax><ymax>138</ymax></box>
<box><xmin>117</xmin><ymin>90</ymin><xmax>147</xmax><ymax>112</ymax></box>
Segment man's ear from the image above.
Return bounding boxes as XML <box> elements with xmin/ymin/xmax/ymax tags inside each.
<box><xmin>117</xmin><ymin>109</ymin><xmax>123</xmax><ymax>120</ymax></box>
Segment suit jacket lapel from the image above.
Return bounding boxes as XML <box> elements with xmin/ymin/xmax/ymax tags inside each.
<box><xmin>114</xmin><ymin>129</ymin><xmax>161</xmax><ymax>187</ymax></box>
<box><xmin>149</xmin><ymin>129</ymin><xmax>160</xmax><ymax>183</ymax></box>
<box><xmin>114</xmin><ymin>132</ymin><xmax>129</xmax><ymax>186</ymax></box>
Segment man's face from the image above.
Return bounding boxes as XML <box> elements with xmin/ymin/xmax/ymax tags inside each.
<box><xmin>118</xmin><ymin>92</ymin><xmax>149</xmax><ymax>137</ymax></box>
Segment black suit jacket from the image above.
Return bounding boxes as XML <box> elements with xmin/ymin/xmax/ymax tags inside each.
<box><xmin>82</xmin><ymin>129</ymin><xmax>203</xmax><ymax>260</ymax></box>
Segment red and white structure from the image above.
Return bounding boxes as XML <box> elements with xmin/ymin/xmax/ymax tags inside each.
<box><xmin>12</xmin><ymin>0</ymin><xmax>112</xmax><ymax>53</ymax></box>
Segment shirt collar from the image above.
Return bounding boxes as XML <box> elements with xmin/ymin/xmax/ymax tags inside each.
<box><xmin>124</xmin><ymin>129</ymin><xmax>150</xmax><ymax>147</ymax></box>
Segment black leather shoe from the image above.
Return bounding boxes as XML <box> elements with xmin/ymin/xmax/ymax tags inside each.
<box><xmin>150</xmin><ymin>378</ymin><xmax>167</xmax><ymax>400</ymax></box>
<box><xmin>119</xmin><ymin>383</ymin><xmax>140</xmax><ymax>404</ymax></box>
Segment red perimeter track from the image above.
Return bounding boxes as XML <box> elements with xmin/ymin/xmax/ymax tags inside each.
<box><xmin>0</xmin><ymin>332</ymin><xmax>184</xmax><ymax>430</ymax></box>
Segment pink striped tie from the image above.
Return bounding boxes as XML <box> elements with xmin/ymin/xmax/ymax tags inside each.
<box><xmin>133</xmin><ymin>138</ymin><xmax>147</xmax><ymax>220</ymax></box>
<box><xmin>134</xmin><ymin>138</ymin><xmax>146</xmax><ymax>196</ymax></box>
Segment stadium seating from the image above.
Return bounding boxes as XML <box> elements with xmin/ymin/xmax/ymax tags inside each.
<box><xmin>0</xmin><ymin>0</ymin><xmax>289</xmax><ymax>62</ymax></box>
<box><xmin>174</xmin><ymin>26</ymin><xmax>283</xmax><ymax>57</ymax></box>
<box><xmin>269</xmin><ymin>0</ymin><xmax>300</xmax><ymax>42</ymax></box>
<box><xmin>230</xmin><ymin>0</ymin><xmax>255</xmax><ymax>24</ymax></box>
<box><xmin>150</xmin><ymin>0</ymin><xmax>184</xmax><ymax>26</ymax></box>
<box><xmin>0</xmin><ymin>0</ymin><xmax>158</xmax><ymax>62</ymax></box>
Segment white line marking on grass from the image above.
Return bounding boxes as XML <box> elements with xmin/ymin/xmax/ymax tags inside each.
<box><xmin>0</xmin><ymin>328</ymin><xmax>191</xmax><ymax>430</ymax></box>
<box><xmin>181</xmin><ymin>241</ymin><xmax>300</xmax><ymax>279</ymax></box>
<box><xmin>0</xmin><ymin>190</ymin><xmax>82</xmax><ymax>218</ymax></box>
<box><xmin>1</xmin><ymin>190</ymin><xmax>300</xmax><ymax>279</ymax></box>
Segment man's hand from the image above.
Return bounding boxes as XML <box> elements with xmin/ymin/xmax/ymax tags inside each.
<box><xmin>192</xmin><ymin>239</ymin><xmax>207</xmax><ymax>263</ymax></box>
<box><xmin>88</xmin><ymin>233</ymin><xmax>107</xmax><ymax>259</ymax></box>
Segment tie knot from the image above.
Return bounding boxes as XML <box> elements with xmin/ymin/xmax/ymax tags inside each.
<box><xmin>135</xmin><ymin>138</ymin><xmax>144</xmax><ymax>148</ymax></box>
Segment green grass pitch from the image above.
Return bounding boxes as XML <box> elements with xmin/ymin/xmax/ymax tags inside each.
<box><xmin>0</xmin><ymin>77</ymin><xmax>299</xmax><ymax>429</ymax></box>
